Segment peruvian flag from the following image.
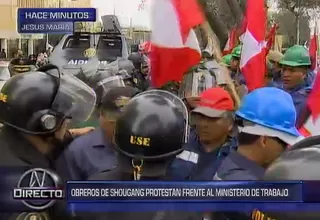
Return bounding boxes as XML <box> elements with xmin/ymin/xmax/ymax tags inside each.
<box><xmin>239</xmin><ymin>0</ymin><xmax>266</xmax><ymax>91</ymax></box>
<box><xmin>223</xmin><ymin>27</ymin><xmax>237</xmax><ymax>55</ymax></box>
<box><xmin>150</xmin><ymin>0</ymin><xmax>204</xmax><ymax>87</ymax></box>
<box><xmin>299</xmin><ymin>70</ymin><xmax>320</xmax><ymax>137</ymax></box>
<box><xmin>309</xmin><ymin>25</ymin><xmax>318</xmax><ymax>72</ymax></box>
<box><xmin>266</xmin><ymin>23</ymin><xmax>278</xmax><ymax>55</ymax></box>
<box><xmin>238</xmin><ymin>16</ymin><xmax>247</xmax><ymax>42</ymax></box>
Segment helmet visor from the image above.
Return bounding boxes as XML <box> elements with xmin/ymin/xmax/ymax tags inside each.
<box><xmin>94</xmin><ymin>75</ymin><xmax>126</xmax><ymax>104</ymax></box>
<box><xmin>134</xmin><ymin>89</ymin><xmax>189</xmax><ymax>143</ymax></box>
<box><xmin>179</xmin><ymin>70</ymin><xmax>217</xmax><ymax>98</ymax></box>
<box><xmin>49</xmin><ymin>72</ymin><xmax>97</xmax><ymax>123</ymax></box>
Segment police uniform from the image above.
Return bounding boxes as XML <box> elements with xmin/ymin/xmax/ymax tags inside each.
<box><xmin>128</xmin><ymin>52</ymin><xmax>150</xmax><ymax>91</ymax></box>
<box><xmin>0</xmin><ymin>64</ymin><xmax>96</xmax><ymax>219</ymax></box>
<box><xmin>81</xmin><ymin>90</ymin><xmax>202</xmax><ymax>220</ymax></box>
<box><xmin>59</xmin><ymin>87</ymin><xmax>140</xmax><ymax>180</ymax></box>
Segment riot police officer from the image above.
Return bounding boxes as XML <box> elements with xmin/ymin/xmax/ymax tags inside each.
<box><xmin>117</xmin><ymin>58</ymin><xmax>135</xmax><ymax>87</ymax></box>
<box><xmin>73</xmin><ymin>60</ymin><xmax>127</xmax><ymax>128</ymax></box>
<box><xmin>128</xmin><ymin>52</ymin><xmax>150</xmax><ymax>91</ymax></box>
<box><xmin>84</xmin><ymin>90</ymin><xmax>202</xmax><ymax>220</ymax></box>
<box><xmin>8</xmin><ymin>57</ymin><xmax>36</xmax><ymax>77</ymax></box>
<box><xmin>0</xmin><ymin>64</ymin><xmax>96</xmax><ymax>219</ymax></box>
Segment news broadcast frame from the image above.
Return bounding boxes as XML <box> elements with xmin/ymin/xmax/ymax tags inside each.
<box><xmin>7</xmin><ymin>167</ymin><xmax>320</xmax><ymax>213</ymax></box>
<box><xmin>4</xmin><ymin>6</ymin><xmax>320</xmax><ymax>219</ymax></box>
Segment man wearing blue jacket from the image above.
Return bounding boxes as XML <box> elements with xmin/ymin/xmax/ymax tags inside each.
<box><xmin>168</xmin><ymin>87</ymin><xmax>236</xmax><ymax>180</ymax></box>
<box><xmin>215</xmin><ymin>87</ymin><xmax>302</xmax><ymax>181</ymax></box>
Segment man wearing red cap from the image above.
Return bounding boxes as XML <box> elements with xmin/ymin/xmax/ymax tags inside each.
<box><xmin>167</xmin><ymin>87</ymin><xmax>237</xmax><ymax>180</ymax></box>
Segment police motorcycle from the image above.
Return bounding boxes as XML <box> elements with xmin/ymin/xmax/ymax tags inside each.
<box><xmin>49</xmin><ymin>15</ymin><xmax>129</xmax><ymax>75</ymax></box>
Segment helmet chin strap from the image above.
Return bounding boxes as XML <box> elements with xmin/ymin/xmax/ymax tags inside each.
<box><xmin>132</xmin><ymin>159</ymin><xmax>143</xmax><ymax>180</ymax></box>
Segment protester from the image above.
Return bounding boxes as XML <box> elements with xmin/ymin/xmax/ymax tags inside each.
<box><xmin>168</xmin><ymin>87</ymin><xmax>236</xmax><ymax>180</ymax></box>
<box><xmin>215</xmin><ymin>87</ymin><xmax>302</xmax><ymax>181</ymax></box>
<box><xmin>267</xmin><ymin>50</ymin><xmax>283</xmax><ymax>87</ymax></box>
<box><xmin>58</xmin><ymin>87</ymin><xmax>140</xmax><ymax>180</ymax></box>
<box><xmin>279</xmin><ymin>45</ymin><xmax>312</xmax><ymax>120</ymax></box>
<box><xmin>230</xmin><ymin>45</ymin><xmax>246</xmax><ymax>85</ymax></box>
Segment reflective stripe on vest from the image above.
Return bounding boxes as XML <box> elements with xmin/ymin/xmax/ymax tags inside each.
<box><xmin>176</xmin><ymin>150</ymin><xmax>199</xmax><ymax>164</ymax></box>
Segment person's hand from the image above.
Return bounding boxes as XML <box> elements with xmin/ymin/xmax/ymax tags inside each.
<box><xmin>68</xmin><ymin>127</ymin><xmax>95</xmax><ymax>138</ymax></box>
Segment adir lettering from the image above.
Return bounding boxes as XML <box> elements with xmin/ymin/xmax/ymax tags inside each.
<box><xmin>130</xmin><ymin>136</ymin><xmax>150</xmax><ymax>146</ymax></box>
<box><xmin>0</xmin><ymin>93</ymin><xmax>7</xmax><ymax>102</ymax></box>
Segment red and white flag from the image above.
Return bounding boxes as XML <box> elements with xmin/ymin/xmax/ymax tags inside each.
<box><xmin>223</xmin><ymin>27</ymin><xmax>237</xmax><ymax>55</ymax></box>
<box><xmin>299</xmin><ymin>70</ymin><xmax>320</xmax><ymax>137</ymax></box>
<box><xmin>150</xmin><ymin>0</ymin><xmax>204</xmax><ymax>87</ymax></box>
<box><xmin>238</xmin><ymin>16</ymin><xmax>247</xmax><ymax>43</ymax></box>
<box><xmin>309</xmin><ymin>24</ymin><xmax>318</xmax><ymax>72</ymax></box>
<box><xmin>239</xmin><ymin>0</ymin><xmax>266</xmax><ymax>91</ymax></box>
<box><xmin>266</xmin><ymin>23</ymin><xmax>278</xmax><ymax>55</ymax></box>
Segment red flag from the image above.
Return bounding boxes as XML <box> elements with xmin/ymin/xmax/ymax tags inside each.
<box><xmin>238</xmin><ymin>16</ymin><xmax>247</xmax><ymax>42</ymax></box>
<box><xmin>299</xmin><ymin>70</ymin><xmax>320</xmax><ymax>136</ymax></box>
<box><xmin>223</xmin><ymin>27</ymin><xmax>237</xmax><ymax>55</ymax></box>
<box><xmin>309</xmin><ymin>25</ymin><xmax>318</xmax><ymax>71</ymax></box>
<box><xmin>150</xmin><ymin>0</ymin><xmax>204</xmax><ymax>88</ymax></box>
<box><xmin>266</xmin><ymin>23</ymin><xmax>278</xmax><ymax>54</ymax></box>
<box><xmin>239</xmin><ymin>0</ymin><xmax>266</xmax><ymax>91</ymax></box>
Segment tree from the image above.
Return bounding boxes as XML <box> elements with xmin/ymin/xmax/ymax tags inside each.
<box><xmin>197</xmin><ymin>0</ymin><xmax>245</xmax><ymax>49</ymax></box>
<box><xmin>275</xmin><ymin>0</ymin><xmax>320</xmax><ymax>44</ymax></box>
<box><xmin>273</xmin><ymin>11</ymin><xmax>310</xmax><ymax>47</ymax></box>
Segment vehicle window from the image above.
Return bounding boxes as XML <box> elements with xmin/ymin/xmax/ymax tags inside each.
<box><xmin>63</xmin><ymin>36</ymin><xmax>90</xmax><ymax>49</ymax></box>
<box><xmin>97</xmin><ymin>36</ymin><xmax>122</xmax><ymax>57</ymax></box>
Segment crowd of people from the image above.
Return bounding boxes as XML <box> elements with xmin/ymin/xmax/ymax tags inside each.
<box><xmin>0</xmin><ymin>39</ymin><xmax>318</xmax><ymax>220</ymax></box>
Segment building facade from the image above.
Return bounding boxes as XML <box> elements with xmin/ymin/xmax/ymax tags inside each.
<box><xmin>0</xmin><ymin>0</ymin><xmax>91</xmax><ymax>58</ymax></box>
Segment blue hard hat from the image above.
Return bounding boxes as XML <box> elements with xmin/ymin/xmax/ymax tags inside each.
<box><xmin>236</xmin><ymin>87</ymin><xmax>300</xmax><ymax>137</ymax></box>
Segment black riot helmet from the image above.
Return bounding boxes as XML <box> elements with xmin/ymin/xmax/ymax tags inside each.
<box><xmin>118</xmin><ymin>59</ymin><xmax>135</xmax><ymax>75</ymax></box>
<box><xmin>0</xmin><ymin>64</ymin><xmax>96</xmax><ymax>134</ymax></box>
<box><xmin>114</xmin><ymin>90</ymin><xmax>189</xmax><ymax>179</ymax></box>
<box><xmin>116</xmin><ymin>59</ymin><xmax>135</xmax><ymax>86</ymax></box>
<box><xmin>253</xmin><ymin>136</ymin><xmax>320</xmax><ymax>220</ymax></box>
<box><xmin>8</xmin><ymin>57</ymin><xmax>36</xmax><ymax>76</ymax></box>
<box><xmin>128</xmin><ymin>52</ymin><xmax>143</xmax><ymax>69</ymax></box>
<box><xmin>87</xmin><ymin>70</ymin><xmax>125</xmax><ymax>107</ymax></box>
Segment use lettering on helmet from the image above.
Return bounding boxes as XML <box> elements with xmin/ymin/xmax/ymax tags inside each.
<box><xmin>130</xmin><ymin>136</ymin><xmax>150</xmax><ymax>147</ymax></box>
<box><xmin>0</xmin><ymin>92</ymin><xmax>7</xmax><ymax>102</ymax></box>
<box><xmin>251</xmin><ymin>209</ymin><xmax>276</xmax><ymax>220</ymax></box>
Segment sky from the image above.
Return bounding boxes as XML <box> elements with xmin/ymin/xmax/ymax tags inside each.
<box><xmin>92</xmin><ymin>0</ymin><xmax>151</xmax><ymax>28</ymax></box>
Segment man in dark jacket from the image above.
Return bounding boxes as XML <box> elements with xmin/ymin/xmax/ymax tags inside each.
<box><xmin>59</xmin><ymin>87</ymin><xmax>140</xmax><ymax>180</ymax></box>
<box><xmin>78</xmin><ymin>90</ymin><xmax>202</xmax><ymax>220</ymax></box>
<box><xmin>0</xmin><ymin>65</ymin><xmax>96</xmax><ymax>219</ymax></box>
